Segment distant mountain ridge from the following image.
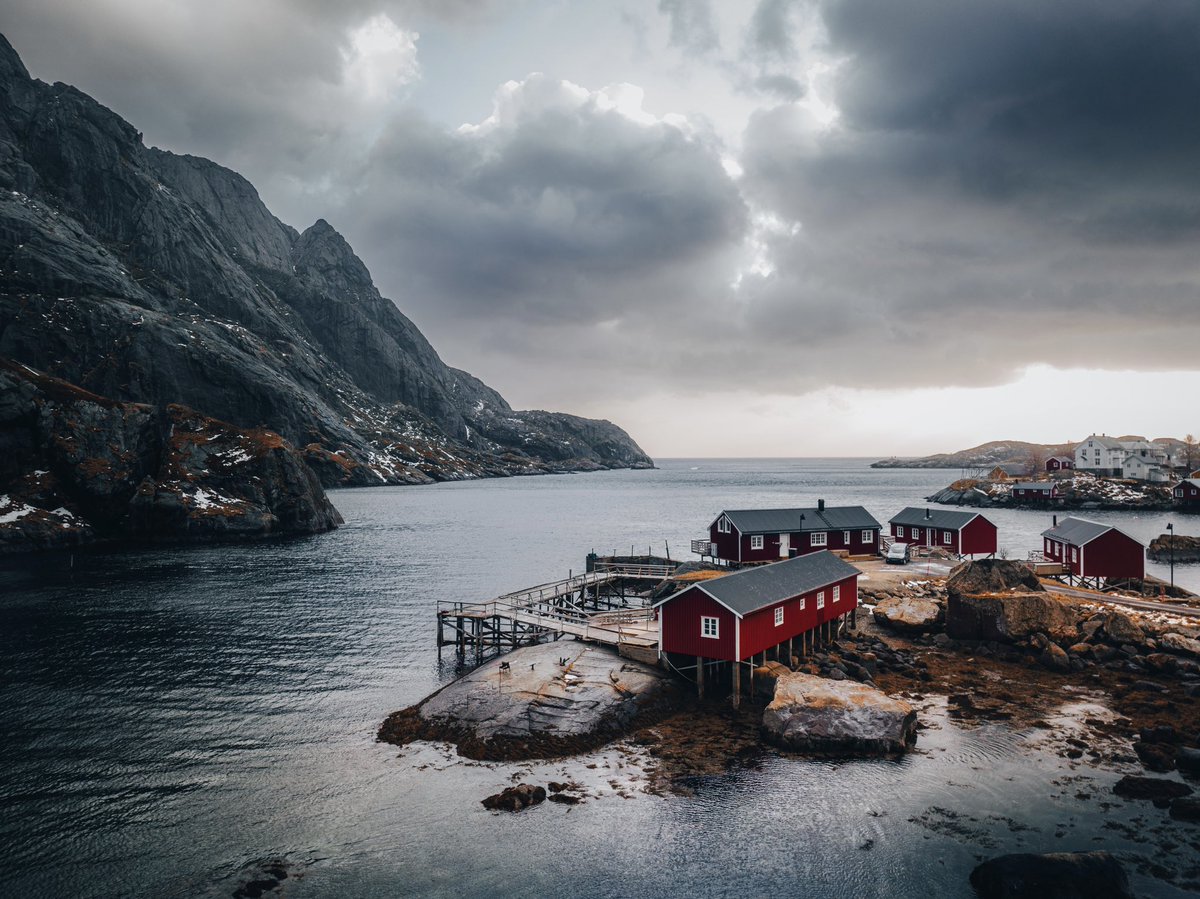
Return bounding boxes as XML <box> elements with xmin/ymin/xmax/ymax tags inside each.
<box><xmin>872</xmin><ymin>437</ymin><xmax>1189</xmax><ymax>470</ymax></box>
<box><xmin>0</xmin><ymin>34</ymin><xmax>652</xmax><ymax>487</ymax></box>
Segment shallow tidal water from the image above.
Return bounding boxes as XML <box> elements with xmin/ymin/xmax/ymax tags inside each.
<box><xmin>1</xmin><ymin>459</ymin><xmax>1198</xmax><ymax>897</ymax></box>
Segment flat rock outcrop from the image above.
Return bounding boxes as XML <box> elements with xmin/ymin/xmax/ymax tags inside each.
<box><xmin>969</xmin><ymin>851</ymin><xmax>1135</xmax><ymax>899</ymax></box>
<box><xmin>872</xmin><ymin>597</ymin><xmax>943</xmax><ymax>633</ymax></box>
<box><xmin>946</xmin><ymin>591</ymin><xmax>1081</xmax><ymax>643</ymax></box>
<box><xmin>761</xmin><ymin>672</ymin><xmax>917</xmax><ymax>755</ymax></box>
<box><xmin>378</xmin><ymin>642</ymin><xmax>678</xmax><ymax>761</ymax></box>
<box><xmin>1149</xmin><ymin>533</ymin><xmax>1200</xmax><ymax>562</ymax></box>
<box><xmin>0</xmin><ymin>359</ymin><xmax>340</xmax><ymax>552</ymax></box>
<box><xmin>0</xmin><ymin>34</ymin><xmax>652</xmax><ymax>489</ymax></box>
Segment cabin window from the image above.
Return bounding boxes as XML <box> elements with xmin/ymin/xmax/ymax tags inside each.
<box><xmin>817</xmin><ymin>591</ymin><xmax>825</xmax><ymax>610</ymax></box>
<box><xmin>774</xmin><ymin>607</ymin><xmax>784</xmax><ymax>627</ymax></box>
<box><xmin>717</xmin><ymin>516</ymin><xmax>730</xmax><ymax>534</ymax></box>
<box><xmin>862</xmin><ymin>530</ymin><xmax>873</xmax><ymax>543</ymax></box>
<box><xmin>1177</xmin><ymin>488</ymin><xmax>1184</xmax><ymax>497</ymax></box>
<box><xmin>750</xmin><ymin>535</ymin><xmax>764</xmax><ymax>550</ymax></box>
<box><xmin>943</xmin><ymin>530</ymin><xmax>952</xmax><ymax>545</ymax></box>
<box><xmin>897</xmin><ymin>526</ymin><xmax>905</xmax><ymax>538</ymax></box>
<box><xmin>1071</xmin><ymin>547</ymin><xmax>1078</xmax><ymax>562</ymax></box>
<box><xmin>701</xmin><ymin>616</ymin><xmax>719</xmax><ymax>639</ymax></box>
<box><xmin>811</xmin><ymin>532</ymin><xmax>827</xmax><ymax>547</ymax></box>
<box><xmin>833</xmin><ymin>585</ymin><xmax>840</xmax><ymax>603</ymax></box>
<box><xmin>799</xmin><ymin>596</ymin><xmax>806</xmax><ymax>610</ymax></box>
<box><xmin>842</xmin><ymin>530</ymin><xmax>851</xmax><ymax>544</ymax></box>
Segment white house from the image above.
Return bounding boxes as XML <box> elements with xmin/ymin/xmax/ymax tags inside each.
<box><xmin>1121</xmin><ymin>454</ymin><xmax>1169</xmax><ymax>483</ymax></box>
<box><xmin>1121</xmin><ymin>439</ymin><xmax>1170</xmax><ymax>465</ymax></box>
<box><xmin>1074</xmin><ymin>435</ymin><xmax>1126</xmax><ymax>476</ymax></box>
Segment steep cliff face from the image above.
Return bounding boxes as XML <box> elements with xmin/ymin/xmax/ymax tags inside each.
<box><xmin>0</xmin><ymin>34</ymin><xmax>652</xmax><ymax>488</ymax></box>
<box><xmin>0</xmin><ymin>359</ymin><xmax>341</xmax><ymax>552</ymax></box>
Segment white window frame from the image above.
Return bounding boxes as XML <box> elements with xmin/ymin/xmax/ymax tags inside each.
<box><xmin>717</xmin><ymin>516</ymin><xmax>730</xmax><ymax>534</ymax></box>
<box><xmin>833</xmin><ymin>585</ymin><xmax>840</xmax><ymax>604</ymax></box>
<box><xmin>701</xmin><ymin>616</ymin><xmax>719</xmax><ymax>639</ymax></box>
<box><xmin>1071</xmin><ymin>547</ymin><xmax>1078</xmax><ymax>562</ymax></box>
<box><xmin>862</xmin><ymin>530</ymin><xmax>873</xmax><ymax>543</ymax></box>
<box><xmin>817</xmin><ymin>590</ymin><xmax>825</xmax><ymax>610</ymax></box>
<box><xmin>943</xmin><ymin>530</ymin><xmax>952</xmax><ymax>545</ymax></box>
<box><xmin>843</xmin><ymin>530</ymin><xmax>851</xmax><ymax>544</ymax></box>
<box><xmin>774</xmin><ymin>607</ymin><xmax>784</xmax><ymax>627</ymax></box>
<box><xmin>897</xmin><ymin>526</ymin><xmax>905</xmax><ymax>538</ymax></box>
<box><xmin>811</xmin><ymin>532</ymin><xmax>827</xmax><ymax>547</ymax></box>
<box><xmin>750</xmin><ymin>534</ymin><xmax>764</xmax><ymax>550</ymax></box>
<box><xmin>799</xmin><ymin>596</ymin><xmax>806</xmax><ymax>610</ymax></box>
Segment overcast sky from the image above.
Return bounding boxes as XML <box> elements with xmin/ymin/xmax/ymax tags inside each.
<box><xmin>4</xmin><ymin>0</ymin><xmax>1199</xmax><ymax>456</ymax></box>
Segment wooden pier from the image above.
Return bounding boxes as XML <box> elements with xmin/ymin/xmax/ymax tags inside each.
<box><xmin>437</xmin><ymin>561</ymin><xmax>676</xmax><ymax>663</ymax></box>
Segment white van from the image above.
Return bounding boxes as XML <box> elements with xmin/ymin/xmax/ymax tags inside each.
<box><xmin>885</xmin><ymin>542</ymin><xmax>910</xmax><ymax>565</ymax></box>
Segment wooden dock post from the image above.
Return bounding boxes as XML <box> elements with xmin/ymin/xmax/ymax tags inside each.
<box><xmin>696</xmin><ymin>655</ymin><xmax>705</xmax><ymax>699</ymax></box>
<box><xmin>732</xmin><ymin>661</ymin><xmax>741</xmax><ymax>708</ymax></box>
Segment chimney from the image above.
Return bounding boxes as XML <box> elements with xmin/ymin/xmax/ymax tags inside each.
<box><xmin>1053</xmin><ymin>514</ymin><xmax>1058</xmax><ymax>527</ymax></box>
<box><xmin>925</xmin><ymin>508</ymin><xmax>931</xmax><ymax>520</ymax></box>
<box><xmin>818</xmin><ymin>498</ymin><xmax>825</xmax><ymax>512</ymax></box>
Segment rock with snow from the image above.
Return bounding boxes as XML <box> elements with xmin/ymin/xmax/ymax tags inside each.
<box><xmin>0</xmin><ymin>361</ymin><xmax>340</xmax><ymax>552</ymax></box>
<box><xmin>872</xmin><ymin>597</ymin><xmax>943</xmax><ymax>633</ymax></box>
<box><xmin>1102</xmin><ymin>611</ymin><xmax>1146</xmax><ymax>646</ymax></box>
<box><xmin>761</xmin><ymin>672</ymin><xmax>917</xmax><ymax>755</ymax></box>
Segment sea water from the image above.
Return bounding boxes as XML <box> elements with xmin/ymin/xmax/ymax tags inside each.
<box><xmin>1</xmin><ymin>459</ymin><xmax>1197</xmax><ymax>897</ymax></box>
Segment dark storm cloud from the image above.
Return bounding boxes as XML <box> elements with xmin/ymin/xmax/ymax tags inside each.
<box><xmin>731</xmin><ymin>0</ymin><xmax>1200</xmax><ymax>391</ymax></box>
<box><xmin>746</xmin><ymin>0</ymin><xmax>803</xmax><ymax>62</ymax></box>
<box><xmin>332</xmin><ymin>75</ymin><xmax>747</xmax><ymax>326</ymax></box>
<box><xmin>658</xmin><ymin>0</ymin><xmax>721</xmax><ymax>55</ymax></box>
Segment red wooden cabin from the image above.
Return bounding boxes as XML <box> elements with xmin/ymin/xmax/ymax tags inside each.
<box><xmin>1046</xmin><ymin>456</ymin><xmax>1074</xmax><ymax>472</ymax></box>
<box><xmin>888</xmin><ymin>507</ymin><xmax>997</xmax><ymax>557</ymax></box>
<box><xmin>656</xmin><ymin>551</ymin><xmax>860</xmax><ymax>664</ymax></box>
<box><xmin>701</xmin><ymin>500</ymin><xmax>881</xmax><ymax>565</ymax></box>
<box><xmin>1011</xmin><ymin>481</ymin><xmax>1059</xmax><ymax>502</ymax></box>
<box><xmin>1041</xmin><ymin>516</ymin><xmax>1144</xmax><ymax>582</ymax></box>
<box><xmin>1173</xmin><ymin>479</ymin><xmax>1200</xmax><ymax>509</ymax></box>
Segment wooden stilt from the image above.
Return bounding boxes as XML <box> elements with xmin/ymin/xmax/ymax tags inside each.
<box><xmin>732</xmin><ymin>662</ymin><xmax>741</xmax><ymax>709</ymax></box>
<box><xmin>696</xmin><ymin>655</ymin><xmax>705</xmax><ymax>699</ymax></box>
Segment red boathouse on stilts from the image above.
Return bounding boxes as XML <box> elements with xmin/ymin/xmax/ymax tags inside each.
<box><xmin>654</xmin><ymin>551</ymin><xmax>861</xmax><ymax>706</ymax></box>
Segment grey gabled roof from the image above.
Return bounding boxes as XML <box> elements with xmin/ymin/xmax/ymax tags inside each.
<box><xmin>1011</xmin><ymin>481</ymin><xmax>1054</xmax><ymax>491</ymax></box>
<box><xmin>888</xmin><ymin>506</ymin><xmax>983</xmax><ymax>531</ymax></box>
<box><xmin>657</xmin><ymin>551</ymin><xmax>860</xmax><ymax>617</ymax></box>
<box><xmin>1048</xmin><ymin>456</ymin><xmax>1073</xmax><ymax>463</ymax></box>
<box><xmin>1176</xmin><ymin>478</ymin><xmax>1200</xmax><ymax>489</ymax></box>
<box><xmin>716</xmin><ymin>506</ymin><xmax>881</xmax><ymax>535</ymax></box>
<box><xmin>1041</xmin><ymin>516</ymin><xmax>1136</xmax><ymax>547</ymax></box>
<box><xmin>1079</xmin><ymin>434</ymin><xmax>1124</xmax><ymax>450</ymax></box>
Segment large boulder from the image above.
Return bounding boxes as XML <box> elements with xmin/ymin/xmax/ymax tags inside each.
<box><xmin>946</xmin><ymin>592</ymin><xmax>1081</xmax><ymax>643</ymax></box>
<box><xmin>761</xmin><ymin>672</ymin><xmax>916</xmax><ymax>755</ymax></box>
<box><xmin>378</xmin><ymin>642</ymin><xmax>678</xmax><ymax>760</ymax></box>
<box><xmin>969</xmin><ymin>851</ymin><xmax>1134</xmax><ymax>898</ymax></box>
<box><xmin>872</xmin><ymin>597</ymin><xmax>943</xmax><ymax>633</ymax></box>
<box><xmin>946</xmin><ymin>559</ymin><xmax>1044</xmax><ymax>597</ymax></box>
<box><xmin>1102</xmin><ymin>611</ymin><xmax>1145</xmax><ymax>646</ymax></box>
<box><xmin>1158</xmin><ymin>631</ymin><xmax>1200</xmax><ymax>658</ymax></box>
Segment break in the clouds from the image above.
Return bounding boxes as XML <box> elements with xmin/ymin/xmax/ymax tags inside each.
<box><xmin>2</xmin><ymin>0</ymin><xmax>1199</xmax><ymax>452</ymax></box>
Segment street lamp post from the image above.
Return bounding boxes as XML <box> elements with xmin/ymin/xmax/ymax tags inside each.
<box><xmin>1167</xmin><ymin>522</ymin><xmax>1175</xmax><ymax>591</ymax></box>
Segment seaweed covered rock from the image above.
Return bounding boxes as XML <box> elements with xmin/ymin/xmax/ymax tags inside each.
<box><xmin>969</xmin><ymin>851</ymin><xmax>1134</xmax><ymax>899</ymax></box>
<box><xmin>946</xmin><ymin>592</ymin><xmax>1080</xmax><ymax>643</ymax></box>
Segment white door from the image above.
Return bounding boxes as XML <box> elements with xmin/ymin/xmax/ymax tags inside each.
<box><xmin>779</xmin><ymin>534</ymin><xmax>789</xmax><ymax>557</ymax></box>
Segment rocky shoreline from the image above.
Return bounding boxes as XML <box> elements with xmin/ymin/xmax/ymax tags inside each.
<box><xmin>0</xmin><ymin>359</ymin><xmax>341</xmax><ymax>553</ymax></box>
<box><xmin>926</xmin><ymin>473</ymin><xmax>1174</xmax><ymax>511</ymax></box>
<box><xmin>382</xmin><ymin>560</ymin><xmax>1200</xmax><ymax>894</ymax></box>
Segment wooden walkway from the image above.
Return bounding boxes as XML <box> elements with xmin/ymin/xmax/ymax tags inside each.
<box><xmin>437</xmin><ymin>568</ymin><xmax>667</xmax><ymax>658</ymax></box>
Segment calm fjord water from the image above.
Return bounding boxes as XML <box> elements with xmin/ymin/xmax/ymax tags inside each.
<box><xmin>1</xmin><ymin>459</ymin><xmax>1197</xmax><ymax>898</ymax></box>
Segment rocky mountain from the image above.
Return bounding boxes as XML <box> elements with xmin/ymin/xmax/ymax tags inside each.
<box><xmin>0</xmin><ymin>34</ymin><xmax>652</xmax><ymax>492</ymax></box>
<box><xmin>0</xmin><ymin>359</ymin><xmax>341</xmax><ymax>552</ymax></box>
<box><xmin>873</xmin><ymin>440</ymin><xmax>1078</xmax><ymax>470</ymax></box>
